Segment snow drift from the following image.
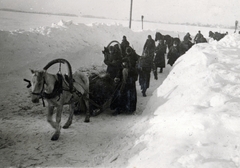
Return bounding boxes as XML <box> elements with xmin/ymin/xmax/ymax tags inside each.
<box><xmin>1</xmin><ymin>19</ymin><xmax>240</xmax><ymax>168</ymax></box>
<box><xmin>128</xmin><ymin>33</ymin><xmax>240</xmax><ymax>168</ymax></box>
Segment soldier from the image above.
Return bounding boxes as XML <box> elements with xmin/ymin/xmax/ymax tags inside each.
<box><xmin>143</xmin><ymin>35</ymin><xmax>155</xmax><ymax>58</ymax></box>
<box><xmin>121</xmin><ymin>35</ymin><xmax>130</xmax><ymax>57</ymax></box>
<box><xmin>194</xmin><ymin>31</ymin><xmax>203</xmax><ymax>44</ymax></box>
<box><xmin>153</xmin><ymin>39</ymin><xmax>166</xmax><ymax>79</ymax></box>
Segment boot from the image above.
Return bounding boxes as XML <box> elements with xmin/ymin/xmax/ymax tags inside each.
<box><xmin>159</xmin><ymin>68</ymin><xmax>163</xmax><ymax>73</ymax></box>
<box><xmin>112</xmin><ymin>108</ymin><xmax>120</xmax><ymax>116</ymax></box>
<box><xmin>153</xmin><ymin>70</ymin><xmax>158</xmax><ymax>80</ymax></box>
<box><xmin>142</xmin><ymin>89</ymin><xmax>147</xmax><ymax>97</ymax></box>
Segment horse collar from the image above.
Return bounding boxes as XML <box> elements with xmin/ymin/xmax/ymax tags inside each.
<box><xmin>43</xmin><ymin>74</ymin><xmax>63</xmax><ymax>100</ymax></box>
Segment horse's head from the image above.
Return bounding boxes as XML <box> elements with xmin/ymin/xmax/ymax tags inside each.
<box><xmin>209</xmin><ymin>31</ymin><xmax>214</xmax><ymax>38</ymax></box>
<box><xmin>30</xmin><ymin>69</ymin><xmax>45</xmax><ymax>103</ymax></box>
<box><xmin>102</xmin><ymin>47</ymin><xmax>109</xmax><ymax>55</ymax></box>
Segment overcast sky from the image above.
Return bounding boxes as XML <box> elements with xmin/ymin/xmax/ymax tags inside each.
<box><xmin>0</xmin><ymin>0</ymin><xmax>239</xmax><ymax>26</ymax></box>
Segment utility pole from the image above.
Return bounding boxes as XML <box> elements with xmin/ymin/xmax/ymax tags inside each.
<box><xmin>141</xmin><ymin>15</ymin><xmax>144</xmax><ymax>30</ymax></box>
<box><xmin>235</xmin><ymin>20</ymin><xmax>238</xmax><ymax>33</ymax></box>
<box><xmin>129</xmin><ymin>0</ymin><xmax>133</xmax><ymax>29</ymax></box>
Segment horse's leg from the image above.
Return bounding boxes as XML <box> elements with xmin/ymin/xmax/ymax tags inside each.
<box><xmin>51</xmin><ymin>105</ymin><xmax>63</xmax><ymax>141</ymax></box>
<box><xmin>47</xmin><ymin>105</ymin><xmax>59</xmax><ymax>140</ymax></box>
<box><xmin>83</xmin><ymin>95</ymin><xmax>90</xmax><ymax>123</ymax></box>
<box><xmin>63</xmin><ymin>104</ymin><xmax>74</xmax><ymax>129</ymax></box>
<box><xmin>47</xmin><ymin>105</ymin><xmax>57</xmax><ymax>128</ymax></box>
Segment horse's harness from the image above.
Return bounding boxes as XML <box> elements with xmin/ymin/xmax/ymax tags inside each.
<box><xmin>25</xmin><ymin>46</ymin><xmax>124</xmax><ymax>110</ymax></box>
<box><xmin>27</xmin><ymin>72</ymin><xmax>104</xmax><ymax>108</ymax></box>
<box><xmin>30</xmin><ymin>73</ymin><xmax>70</xmax><ymax>107</ymax></box>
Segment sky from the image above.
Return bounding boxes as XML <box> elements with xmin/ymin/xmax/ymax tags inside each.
<box><xmin>0</xmin><ymin>0</ymin><xmax>240</xmax><ymax>26</ymax></box>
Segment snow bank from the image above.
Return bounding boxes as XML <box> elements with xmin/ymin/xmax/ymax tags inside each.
<box><xmin>1</xmin><ymin>18</ymin><xmax>239</xmax><ymax>167</ymax></box>
<box><xmin>0</xmin><ymin>20</ymin><xmax>154</xmax><ymax>78</ymax></box>
<box><xmin>128</xmin><ymin>33</ymin><xmax>240</xmax><ymax>168</ymax></box>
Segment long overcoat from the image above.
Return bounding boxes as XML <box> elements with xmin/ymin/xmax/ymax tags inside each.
<box><xmin>167</xmin><ymin>45</ymin><xmax>180</xmax><ymax>66</ymax></box>
<box><xmin>104</xmin><ymin>51</ymin><xmax>122</xmax><ymax>79</ymax></box>
<box><xmin>110</xmin><ymin>61</ymin><xmax>138</xmax><ymax>113</ymax></box>
<box><xmin>154</xmin><ymin>42</ymin><xmax>166</xmax><ymax>68</ymax></box>
<box><xmin>137</xmin><ymin>55</ymin><xmax>152</xmax><ymax>91</ymax></box>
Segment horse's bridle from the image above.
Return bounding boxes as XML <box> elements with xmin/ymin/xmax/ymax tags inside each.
<box><xmin>31</xmin><ymin>74</ymin><xmax>46</xmax><ymax>107</ymax></box>
<box><xmin>23</xmin><ymin>78</ymin><xmax>45</xmax><ymax>106</ymax></box>
<box><xmin>31</xmin><ymin>81</ymin><xmax>45</xmax><ymax>97</ymax></box>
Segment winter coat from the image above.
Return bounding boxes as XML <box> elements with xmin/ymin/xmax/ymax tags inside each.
<box><xmin>167</xmin><ymin>45</ymin><xmax>180</xmax><ymax>66</ymax></box>
<box><xmin>154</xmin><ymin>42</ymin><xmax>166</xmax><ymax>68</ymax></box>
<box><xmin>104</xmin><ymin>52</ymin><xmax>122</xmax><ymax>79</ymax></box>
<box><xmin>137</xmin><ymin>55</ymin><xmax>153</xmax><ymax>71</ymax></box>
<box><xmin>137</xmin><ymin>55</ymin><xmax>152</xmax><ymax>91</ymax></box>
<box><xmin>110</xmin><ymin>64</ymin><xmax>138</xmax><ymax>113</ymax></box>
<box><xmin>194</xmin><ymin>33</ymin><xmax>203</xmax><ymax>43</ymax></box>
<box><xmin>124</xmin><ymin>51</ymin><xmax>140</xmax><ymax>68</ymax></box>
<box><xmin>143</xmin><ymin>38</ymin><xmax>155</xmax><ymax>57</ymax></box>
<box><xmin>121</xmin><ymin>39</ymin><xmax>130</xmax><ymax>56</ymax></box>
<box><xmin>184</xmin><ymin>33</ymin><xmax>192</xmax><ymax>42</ymax></box>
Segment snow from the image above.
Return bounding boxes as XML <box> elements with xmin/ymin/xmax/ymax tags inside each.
<box><xmin>0</xmin><ymin>18</ymin><xmax>240</xmax><ymax>168</ymax></box>
<box><xmin>128</xmin><ymin>34</ymin><xmax>240</xmax><ymax>168</ymax></box>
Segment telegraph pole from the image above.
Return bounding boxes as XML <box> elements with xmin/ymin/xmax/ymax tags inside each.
<box><xmin>129</xmin><ymin>0</ymin><xmax>133</xmax><ymax>29</ymax></box>
<box><xmin>235</xmin><ymin>20</ymin><xmax>238</xmax><ymax>33</ymax></box>
<box><xmin>141</xmin><ymin>15</ymin><xmax>144</xmax><ymax>30</ymax></box>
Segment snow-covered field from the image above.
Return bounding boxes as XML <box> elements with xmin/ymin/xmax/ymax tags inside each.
<box><xmin>0</xmin><ymin>11</ymin><xmax>239</xmax><ymax>168</ymax></box>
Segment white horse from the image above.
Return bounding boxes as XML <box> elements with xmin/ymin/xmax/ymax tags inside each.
<box><xmin>30</xmin><ymin>69</ymin><xmax>90</xmax><ymax>141</ymax></box>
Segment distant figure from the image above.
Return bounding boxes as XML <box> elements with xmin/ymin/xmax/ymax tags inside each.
<box><xmin>121</xmin><ymin>35</ymin><xmax>130</xmax><ymax>57</ymax></box>
<box><xmin>178</xmin><ymin>33</ymin><xmax>194</xmax><ymax>56</ymax></box>
<box><xmin>183</xmin><ymin>32</ymin><xmax>194</xmax><ymax>48</ymax></box>
<box><xmin>183</xmin><ymin>32</ymin><xmax>192</xmax><ymax>42</ymax></box>
<box><xmin>167</xmin><ymin>41</ymin><xmax>180</xmax><ymax>66</ymax></box>
<box><xmin>137</xmin><ymin>51</ymin><xmax>153</xmax><ymax>97</ymax></box>
<box><xmin>143</xmin><ymin>35</ymin><xmax>156</xmax><ymax>58</ymax></box>
<box><xmin>209</xmin><ymin>31</ymin><xmax>227</xmax><ymax>41</ymax></box>
<box><xmin>153</xmin><ymin>39</ymin><xmax>166</xmax><ymax>79</ymax></box>
<box><xmin>194</xmin><ymin>31</ymin><xmax>203</xmax><ymax>44</ymax></box>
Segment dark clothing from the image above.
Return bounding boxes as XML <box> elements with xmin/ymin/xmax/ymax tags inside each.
<box><xmin>184</xmin><ymin>33</ymin><xmax>192</xmax><ymax>42</ymax></box>
<box><xmin>137</xmin><ymin>55</ymin><xmax>152</xmax><ymax>95</ymax></box>
<box><xmin>104</xmin><ymin>52</ymin><xmax>122</xmax><ymax>79</ymax></box>
<box><xmin>125</xmin><ymin>51</ymin><xmax>140</xmax><ymax>68</ymax></box>
<box><xmin>154</xmin><ymin>42</ymin><xmax>166</xmax><ymax>68</ymax></box>
<box><xmin>121</xmin><ymin>39</ymin><xmax>130</xmax><ymax>57</ymax></box>
<box><xmin>167</xmin><ymin>45</ymin><xmax>180</xmax><ymax>66</ymax></box>
<box><xmin>179</xmin><ymin>33</ymin><xmax>194</xmax><ymax>56</ymax></box>
<box><xmin>153</xmin><ymin>42</ymin><xmax>166</xmax><ymax>77</ymax></box>
<box><xmin>194</xmin><ymin>33</ymin><xmax>203</xmax><ymax>43</ymax></box>
<box><xmin>110</xmin><ymin>67</ymin><xmax>138</xmax><ymax>113</ymax></box>
<box><xmin>179</xmin><ymin>41</ymin><xmax>190</xmax><ymax>56</ymax></box>
<box><xmin>143</xmin><ymin>38</ymin><xmax>155</xmax><ymax>57</ymax></box>
<box><xmin>138</xmin><ymin>67</ymin><xmax>151</xmax><ymax>91</ymax></box>
<box><xmin>137</xmin><ymin>54</ymin><xmax>153</xmax><ymax>70</ymax></box>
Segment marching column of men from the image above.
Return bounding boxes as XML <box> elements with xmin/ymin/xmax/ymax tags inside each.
<box><xmin>103</xmin><ymin>31</ymin><xmax>201</xmax><ymax>115</ymax></box>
